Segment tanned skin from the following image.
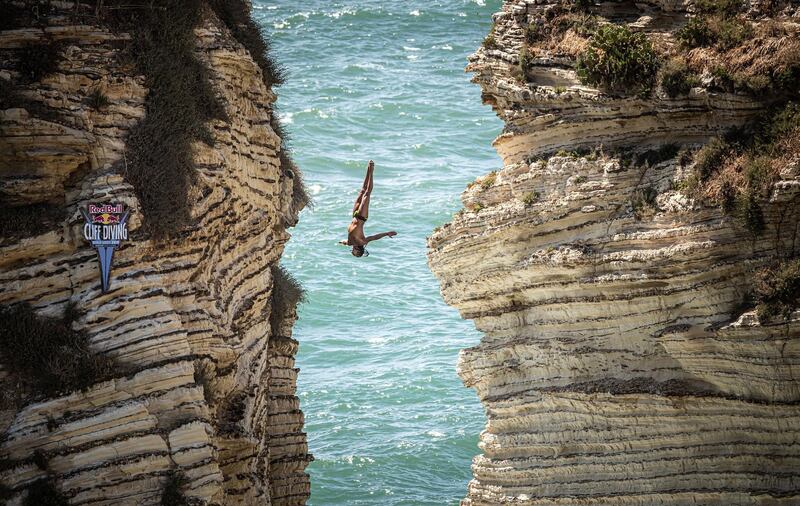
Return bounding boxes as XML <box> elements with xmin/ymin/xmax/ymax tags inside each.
<box><xmin>340</xmin><ymin>160</ymin><xmax>397</xmax><ymax>256</ymax></box>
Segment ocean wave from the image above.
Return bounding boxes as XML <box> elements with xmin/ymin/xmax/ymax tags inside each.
<box><xmin>278</xmin><ymin>111</ymin><xmax>294</xmax><ymax>124</ymax></box>
<box><xmin>346</xmin><ymin>62</ymin><xmax>385</xmax><ymax>71</ymax></box>
<box><xmin>327</xmin><ymin>6</ymin><xmax>358</xmax><ymax>19</ymax></box>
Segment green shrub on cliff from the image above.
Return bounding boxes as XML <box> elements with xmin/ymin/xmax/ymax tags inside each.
<box><xmin>281</xmin><ymin>151</ymin><xmax>312</xmax><ymax>217</ymax></box>
<box><xmin>208</xmin><ymin>0</ymin><xmax>285</xmax><ymax>88</ymax></box>
<box><xmin>659</xmin><ymin>58</ymin><xmax>700</xmax><ymax>97</ymax></box>
<box><xmin>161</xmin><ymin>472</ymin><xmax>190</xmax><ymax>506</ymax></box>
<box><xmin>521</xmin><ymin>191</ymin><xmax>540</xmax><ymax>207</ymax></box>
<box><xmin>754</xmin><ymin>259</ymin><xmax>800</xmax><ymax>322</ymax></box>
<box><xmin>24</xmin><ymin>479</ymin><xmax>68</xmax><ymax>506</ymax></box>
<box><xmin>0</xmin><ymin>202</ymin><xmax>65</xmax><ymax>243</ymax></box>
<box><xmin>84</xmin><ymin>89</ymin><xmax>111</xmax><ymax>110</ymax></box>
<box><xmin>694</xmin><ymin>0</ymin><xmax>745</xmax><ymax>17</ymax></box>
<box><xmin>482</xmin><ymin>22</ymin><xmax>499</xmax><ymax>50</ymax></box>
<box><xmin>677</xmin><ymin>14</ymin><xmax>752</xmax><ymax>50</ymax></box>
<box><xmin>685</xmin><ymin>104</ymin><xmax>799</xmax><ymax>236</ymax></box>
<box><xmin>0</xmin><ymin>303</ymin><xmax>117</xmax><ymax>398</ymax></box>
<box><xmin>518</xmin><ymin>46</ymin><xmax>532</xmax><ymax>80</ymax></box>
<box><xmin>17</xmin><ymin>41</ymin><xmax>63</xmax><ymax>83</ymax></box>
<box><xmin>693</xmin><ymin>137</ymin><xmax>730</xmax><ymax>181</ymax></box>
<box><xmin>270</xmin><ymin>265</ymin><xmax>306</xmax><ymax>337</ymax></box>
<box><xmin>576</xmin><ymin>25</ymin><xmax>660</xmax><ymax>95</ymax></box>
<box><xmin>481</xmin><ymin>172</ymin><xmax>497</xmax><ymax>190</ymax></box>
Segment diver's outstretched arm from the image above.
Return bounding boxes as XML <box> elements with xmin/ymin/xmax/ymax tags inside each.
<box><xmin>365</xmin><ymin>230</ymin><xmax>397</xmax><ymax>243</ymax></box>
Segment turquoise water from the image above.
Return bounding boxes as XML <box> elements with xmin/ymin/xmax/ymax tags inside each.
<box><xmin>254</xmin><ymin>1</ymin><xmax>503</xmax><ymax>503</ymax></box>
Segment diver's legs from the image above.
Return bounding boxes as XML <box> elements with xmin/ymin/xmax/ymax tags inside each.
<box><xmin>352</xmin><ymin>162</ymin><xmax>374</xmax><ymax>213</ymax></box>
<box><xmin>357</xmin><ymin>192</ymin><xmax>371</xmax><ymax>220</ymax></box>
<box><xmin>365</xmin><ymin>162</ymin><xmax>374</xmax><ymax>195</ymax></box>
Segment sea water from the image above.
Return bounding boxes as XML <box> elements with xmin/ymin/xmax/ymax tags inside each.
<box><xmin>254</xmin><ymin>1</ymin><xmax>503</xmax><ymax>503</ymax></box>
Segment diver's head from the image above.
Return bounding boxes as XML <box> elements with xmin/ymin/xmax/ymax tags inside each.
<box><xmin>352</xmin><ymin>245</ymin><xmax>369</xmax><ymax>257</ymax></box>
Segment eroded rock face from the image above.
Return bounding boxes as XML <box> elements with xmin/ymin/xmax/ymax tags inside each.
<box><xmin>428</xmin><ymin>1</ymin><xmax>800</xmax><ymax>504</ymax></box>
<box><xmin>0</xmin><ymin>7</ymin><xmax>309</xmax><ymax>506</ymax></box>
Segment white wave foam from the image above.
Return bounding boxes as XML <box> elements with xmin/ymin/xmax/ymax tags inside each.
<box><xmin>409</xmin><ymin>9</ymin><xmax>421</xmax><ymax>16</ymax></box>
<box><xmin>349</xmin><ymin>62</ymin><xmax>385</xmax><ymax>70</ymax></box>
<box><xmin>328</xmin><ymin>7</ymin><xmax>357</xmax><ymax>19</ymax></box>
<box><xmin>278</xmin><ymin>111</ymin><xmax>294</xmax><ymax>124</ymax></box>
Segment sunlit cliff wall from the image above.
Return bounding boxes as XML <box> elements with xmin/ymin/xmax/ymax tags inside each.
<box><xmin>0</xmin><ymin>2</ymin><xmax>310</xmax><ymax>504</ymax></box>
<box><xmin>429</xmin><ymin>1</ymin><xmax>800</xmax><ymax>504</ymax></box>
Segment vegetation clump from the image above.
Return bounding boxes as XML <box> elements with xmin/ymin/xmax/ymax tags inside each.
<box><xmin>17</xmin><ymin>41</ymin><xmax>63</xmax><ymax>83</ymax></box>
<box><xmin>23</xmin><ymin>479</ymin><xmax>68</xmax><ymax>506</ymax></box>
<box><xmin>0</xmin><ymin>202</ymin><xmax>65</xmax><ymax>243</ymax></box>
<box><xmin>693</xmin><ymin>137</ymin><xmax>731</xmax><ymax>182</ymax></box>
<box><xmin>161</xmin><ymin>472</ymin><xmax>190</xmax><ymax>506</ymax></box>
<box><xmin>208</xmin><ymin>0</ymin><xmax>285</xmax><ymax>88</ymax></box>
<box><xmin>280</xmin><ymin>151</ymin><xmax>312</xmax><ymax>217</ymax></box>
<box><xmin>269</xmin><ymin>265</ymin><xmax>306</xmax><ymax>337</ymax></box>
<box><xmin>630</xmin><ymin>185</ymin><xmax>658</xmax><ymax>219</ymax></box>
<box><xmin>683</xmin><ymin>103</ymin><xmax>800</xmax><ymax>236</ymax></box>
<box><xmin>659</xmin><ymin>58</ymin><xmax>700</xmax><ymax>97</ymax></box>
<box><xmin>754</xmin><ymin>259</ymin><xmax>800</xmax><ymax>322</ymax></box>
<box><xmin>676</xmin><ymin>0</ymin><xmax>754</xmax><ymax>56</ymax></box>
<box><xmin>518</xmin><ymin>46</ymin><xmax>532</xmax><ymax>79</ymax></box>
<box><xmin>482</xmin><ymin>22</ymin><xmax>498</xmax><ymax>50</ymax></box>
<box><xmin>694</xmin><ymin>0</ymin><xmax>745</xmax><ymax>17</ymax></box>
<box><xmin>521</xmin><ymin>191</ymin><xmax>540</xmax><ymax>207</ymax></box>
<box><xmin>635</xmin><ymin>144</ymin><xmax>680</xmax><ymax>167</ymax></box>
<box><xmin>109</xmin><ymin>0</ymin><xmax>226</xmax><ymax>239</ymax></box>
<box><xmin>576</xmin><ymin>25</ymin><xmax>660</xmax><ymax>95</ymax></box>
<box><xmin>84</xmin><ymin>89</ymin><xmax>110</xmax><ymax>110</ymax></box>
<box><xmin>0</xmin><ymin>303</ymin><xmax>117</xmax><ymax>398</ymax></box>
<box><xmin>480</xmin><ymin>171</ymin><xmax>497</xmax><ymax>190</ymax></box>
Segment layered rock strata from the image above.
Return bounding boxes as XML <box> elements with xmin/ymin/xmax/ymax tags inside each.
<box><xmin>0</xmin><ymin>4</ymin><xmax>309</xmax><ymax>505</ymax></box>
<box><xmin>429</xmin><ymin>1</ymin><xmax>800</xmax><ymax>504</ymax></box>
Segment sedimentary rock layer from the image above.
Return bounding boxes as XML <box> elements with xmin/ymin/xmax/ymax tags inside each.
<box><xmin>429</xmin><ymin>1</ymin><xmax>800</xmax><ymax>504</ymax></box>
<box><xmin>0</xmin><ymin>4</ymin><xmax>309</xmax><ymax>505</ymax></box>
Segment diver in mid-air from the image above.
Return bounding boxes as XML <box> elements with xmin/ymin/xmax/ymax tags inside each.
<box><xmin>340</xmin><ymin>160</ymin><xmax>397</xmax><ymax>257</ymax></box>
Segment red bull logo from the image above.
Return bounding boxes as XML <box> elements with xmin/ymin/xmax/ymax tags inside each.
<box><xmin>93</xmin><ymin>213</ymin><xmax>120</xmax><ymax>225</ymax></box>
<box><xmin>81</xmin><ymin>203</ymin><xmax>130</xmax><ymax>293</ymax></box>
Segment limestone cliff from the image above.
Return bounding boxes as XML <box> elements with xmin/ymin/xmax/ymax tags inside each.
<box><xmin>0</xmin><ymin>2</ymin><xmax>309</xmax><ymax>505</ymax></box>
<box><xmin>428</xmin><ymin>1</ymin><xmax>800</xmax><ymax>504</ymax></box>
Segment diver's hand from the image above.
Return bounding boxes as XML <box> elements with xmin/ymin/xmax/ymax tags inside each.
<box><xmin>387</xmin><ymin>231</ymin><xmax>397</xmax><ymax>238</ymax></box>
<box><xmin>368</xmin><ymin>160</ymin><xmax>375</xmax><ymax>169</ymax></box>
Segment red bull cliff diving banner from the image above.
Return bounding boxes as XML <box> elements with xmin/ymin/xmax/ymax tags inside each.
<box><xmin>80</xmin><ymin>203</ymin><xmax>130</xmax><ymax>293</ymax></box>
